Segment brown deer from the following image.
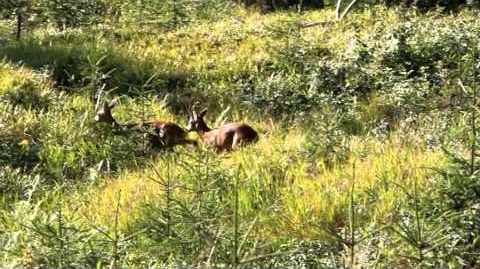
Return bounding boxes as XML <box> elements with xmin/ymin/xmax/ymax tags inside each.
<box><xmin>95</xmin><ymin>99</ymin><xmax>197</xmax><ymax>149</ymax></box>
<box><xmin>186</xmin><ymin>106</ymin><xmax>258</xmax><ymax>152</ymax></box>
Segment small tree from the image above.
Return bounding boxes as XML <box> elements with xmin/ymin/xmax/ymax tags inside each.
<box><xmin>43</xmin><ymin>0</ymin><xmax>109</xmax><ymax>31</ymax></box>
<box><xmin>0</xmin><ymin>0</ymin><xmax>39</xmax><ymax>40</ymax></box>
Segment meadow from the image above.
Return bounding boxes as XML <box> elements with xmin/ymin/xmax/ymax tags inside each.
<box><xmin>1</xmin><ymin>1</ymin><xmax>480</xmax><ymax>268</ymax></box>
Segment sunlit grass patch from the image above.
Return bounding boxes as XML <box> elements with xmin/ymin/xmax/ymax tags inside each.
<box><xmin>74</xmin><ymin>167</ymin><xmax>163</xmax><ymax>229</ymax></box>
<box><xmin>275</xmin><ymin>135</ymin><xmax>444</xmax><ymax>239</ymax></box>
<box><xmin>0</xmin><ymin>61</ymin><xmax>53</xmax><ymax>110</ymax></box>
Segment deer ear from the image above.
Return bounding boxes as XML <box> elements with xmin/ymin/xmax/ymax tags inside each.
<box><xmin>190</xmin><ymin>103</ymin><xmax>197</xmax><ymax>117</ymax></box>
<box><xmin>199</xmin><ymin>108</ymin><xmax>207</xmax><ymax>117</ymax></box>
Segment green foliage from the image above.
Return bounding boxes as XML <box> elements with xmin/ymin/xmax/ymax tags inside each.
<box><xmin>420</xmin><ymin>59</ymin><xmax>480</xmax><ymax>267</ymax></box>
<box><xmin>0</xmin><ymin>167</ymin><xmax>41</xmax><ymax>207</ymax></box>
<box><xmin>381</xmin><ymin>0</ymin><xmax>475</xmax><ymax>11</ymax></box>
<box><xmin>25</xmin><ymin>206</ymin><xmax>94</xmax><ymax>268</ymax></box>
<box><xmin>2</xmin><ymin>4</ymin><xmax>480</xmax><ymax>269</ymax></box>
<box><xmin>239</xmin><ymin>0</ymin><xmax>325</xmax><ymax>12</ymax></box>
<box><xmin>300</xmin><ymin>109</ymin><xmax>356</xmax><ymax>169</ymax></box>
<box><xmin>131</xmin><ymin>153</ymin><xmax>238</xmax><ymax>266</ymax></box>
<box><xmin>0</xmin><ymin>62</ymin><xmax>53</xmax><ymax>111</ymax></box>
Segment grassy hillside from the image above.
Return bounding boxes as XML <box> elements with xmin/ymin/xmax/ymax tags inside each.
<box><xmin>1</xmin><ymin>5</ymin><xmax>480</xmax><ymax>268</ymax></box>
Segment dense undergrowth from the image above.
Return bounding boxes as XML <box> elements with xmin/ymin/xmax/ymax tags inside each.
<box><xmin>1</xmin><ymin>3</ymin><xmax>480</xmax><ymax>268</ymax></box>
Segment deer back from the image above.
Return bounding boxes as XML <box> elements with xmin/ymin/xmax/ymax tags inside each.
<box><xmin>203</xmin><ymin>123</ymin><xmax>258</xmax><ymax>152</ymax></box>
<box><xmin>95</xmin><ymin>100</ymin><xmax>195</xmax><ymax>148</ymax></box>
<box><xmin>149</xmin><ymin>121</ymin><xmax>188</xmax><ymax>139</ymax></box>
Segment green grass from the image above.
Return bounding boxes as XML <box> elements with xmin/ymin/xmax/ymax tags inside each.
<box><xmin>1</xmin><ymin>4</ymin><xmax>479</xmax><ymax>268</ymax></box>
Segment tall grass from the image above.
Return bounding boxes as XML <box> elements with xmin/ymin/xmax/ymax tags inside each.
<box><xmin>2</xmin><ymin>5</ymin><xmax>480</xmax><ymax>268</ymax></box>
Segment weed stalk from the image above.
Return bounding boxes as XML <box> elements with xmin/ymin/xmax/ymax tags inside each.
<box><xmin>233</xmin><ymin>167</ymin><xmax>240</xmax><ymax>269</ymax></box>
<box><xmin>349</xmin><ymin>161</ymin><xmax>356</xmax><ymax>269</ymax></box>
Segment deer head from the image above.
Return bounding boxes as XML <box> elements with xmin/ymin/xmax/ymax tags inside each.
<box><xmin>186</xmin><ymin>105</ymin><xmax>210</xmax><ymax>134</ymax></box>
<box><xmin>95</xmin><ymin>99</ymin><xmax>118</xmax><ymax>127</ymax></box>
<box><xmin>186</xmin><ymin>104</ymin><xmax>258</xmax><ymax>152</ymax></box>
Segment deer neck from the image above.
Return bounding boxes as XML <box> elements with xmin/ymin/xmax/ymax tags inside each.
<box><xmin>196</xmin><ymin>120</ymin><xmax>211</xmax><ymax>137</ymax></box>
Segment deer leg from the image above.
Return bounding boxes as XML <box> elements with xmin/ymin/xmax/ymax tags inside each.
<box><xmin>150</xmin><ymin>134</ymin><xmax>172</xmax><ymax>149</ymax></box>
<box><xmin>232</xmin><ymin>133</ymin><xmax>254</xmax><ymax>151</ymax></box>
<box><xmin>185</xmin><ymin>139</ymin><xmax>198</xmax><ymax>147</ymax></box>
<box><xmin>149</xmin><ymin>134</ymin><xmax>160</xmax><ymax>148</ymax></box>
<box><xmin>231</xmin><ymin>134</ymin><xmax>241</xmax><ymax>151</ymax></box>
<box><xmin>215</xmin><ymin>146</ymin><xmax>224</xmax><ymax>153</ymax></box>
<box><xmin>176</xmin><ymin>138</ymin><xmax>198</xmax><ymax>147</ymax></box>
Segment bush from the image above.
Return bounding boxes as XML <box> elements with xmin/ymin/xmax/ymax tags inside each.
<box><xmin>0</xmin><ymin>62</ymin><xmax>54</xmax><ymax>111</ymax></box>
<box><xmin>382</xmin><ymin>0</ymin><xmax>470</xmax><ymax>11</ymax></box>
<box><xmin>0</xmin><ymin>111</ymin><xmax>43</xmax><ymax>171</ymax></box>
<box><xmin>0</xmin><ymin>167</ymin><xmax>42</xmax><ymax>206</ymax></box>
<box><xmin>239</xmin><ymin>0</ymin><xmax>324</xmax><ymax>12</ymax></box>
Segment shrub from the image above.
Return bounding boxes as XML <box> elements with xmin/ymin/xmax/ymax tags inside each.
<box><xmin>0</xmin><ymin>62</ymin><xmax>54</xmax><ymax>111</ymax></box>
<box><xmin>0</xmin><ymin>167</ymin><xmax>42</xmax><ymax>207</ymax></box>
<box><xmin>0</xmin><ymin>110</ymin><xmax>43</xmax><ymax>171</ymax></box>
<box><xmin>239</xmin><ymin>0</ymin><xmax>325</xmax><ymax>12</ymax></box>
